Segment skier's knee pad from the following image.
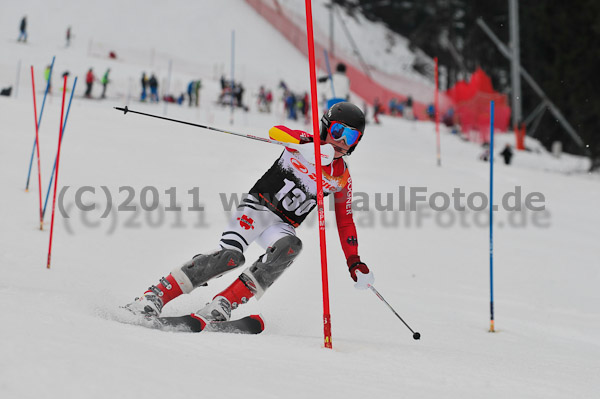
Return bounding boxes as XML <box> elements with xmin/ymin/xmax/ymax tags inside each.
<box><xmin>240</xmin><ymin>235</ymin><xmax>302</xmax><ymax>299</ymax></box>
<box><xmin>171</xmin><ymin>249</ymin><xmax>245</xmax><ymax>293</ymax></box>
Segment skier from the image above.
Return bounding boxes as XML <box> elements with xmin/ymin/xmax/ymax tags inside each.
<box><xmin>18</xmin><ymin>16</ymin><xmax>27</xmax><ymax>43</ymax></box>
<box><xmin>124</xmin><ymin>102</ymin><xmax>374</xmax><ymax>326</ymax></box>
<box><xmin>66</xmin><ymin>26</ymin><xmax>71</xmax><ymax>47</ymax></box>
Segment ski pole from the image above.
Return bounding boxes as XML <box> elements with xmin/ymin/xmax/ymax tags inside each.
<box><xmin>114</xmin><ymin>106</ymin><xmax>335</xmax><ymax>164</ymax></box>
<box><xmin>368</xmin><ymin>284</ymin><xmax>421</xmax><ymax>340</ymax></box>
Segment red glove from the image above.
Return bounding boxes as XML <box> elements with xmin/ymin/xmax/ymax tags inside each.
<box><xmin>347</xmin><ymin>255</ymin><xmax>369</xmax><ymax>282</ymax></box>
<box><xmin>347</xmin><ymin>255</ymin><xmax>374</xmax><ymax>289</ymax></box>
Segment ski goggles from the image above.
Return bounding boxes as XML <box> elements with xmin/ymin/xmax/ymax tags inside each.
<box><xmin>328</xmin><ymin>122</ymin><xmax>362</xmax><ymax>146</ymax></box>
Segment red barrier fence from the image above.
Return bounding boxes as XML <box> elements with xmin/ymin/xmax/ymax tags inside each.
<box><xmin>244</xmin><ymin>0</ymin><xmax>453</xmax><ymax>120</ymax></box>
<box><xmin>245</xmin><ymin>0</ymin><xmax>513</xmax><ymax>138</ymax></box>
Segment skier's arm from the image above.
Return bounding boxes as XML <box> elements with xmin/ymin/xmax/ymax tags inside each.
<box><xmin>334</xmin><ymin>184</ymin><xmax>358</xmax><ymax>259</ymax></box>
<box><xmin>269</xmin><ymin>125</ymin><xmax>313</xmax><ymax>145</ymax></box>
<box><xmin>334</xmin><ymin>181</ymin><xmax>374</xmax><ymax>289</ymax></box>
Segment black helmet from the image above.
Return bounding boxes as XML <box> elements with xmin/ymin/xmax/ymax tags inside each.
<box><xmin>320</xmin><ymin>102</ymin><xmax>366</xmax><ymax>155</ymax></box>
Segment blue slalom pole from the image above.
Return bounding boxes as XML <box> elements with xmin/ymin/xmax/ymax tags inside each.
<box><xmin>42</xmin><ymin>77</ymin><xmax>77</xmax><ymax>219</ymax></box>
<box><xmin>489</xmin><ymin>100</ymin><xmax>495</xmax><ymax>333</ymax></box>
<box><xmin>323</xmin><ymin>49</ymin><xmax>336</xmax><ymax>99</ymax></box>
<box><xmin>26</xmin><ymin>56</ymin><xmax>55</xmax><ymax>191</ymax></box>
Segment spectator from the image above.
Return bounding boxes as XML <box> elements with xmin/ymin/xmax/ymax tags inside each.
<box><xmin>44</xmin><ymin>65</ymin><xmax>52</xmax><ymax>94</ymax></box>
<box><xmin>234</xmin><ymin>83</ymin><xmax>245</xmax><ymax>108</ymax></box>
<box><xmin>479</xmin><ymin>143</ymin><xmax>490</xmax><ymax>162</ymax></box>
<box><xmin>373</xmin><ymin>97</ymin><xmax>383</xmax><ymax>124</ymax></box>
<box><xmin>187</xmin><ymin>80</ymin><xmax>195</xmax><ymax>107</ymax></box>
<box><xmin>162</xmin><ymin>94</ymin><xmax>181</xmax><ymax>104</ymax></box>
<box><xmin>140</xmin><ymin>72</ymin><xmax>148</xmax><ymax>102</ymax></box>
<box><xmin>257</xmin><ymin>86</ymin><xmax>268</xmax><ymax>112</ymax></box>
<box><xmin>85</xmin><ymin>68</ymin><xmax>95</xmax><ymax>98</ymax></box>
<box><xmin>285</xmin><ymin>91</ymin><xmax>297</xmax><ymax>120</ymax></box>
<box><xmin>194</xmin><ymin>80</ymin><xmax>202</xmax><ymax>107</ymax></box>
<box><xmin>18</xmin><ymin>16</ymin><xmax>27</xmax><ymax>43</ymax></box>
<box><xmin>442</xmin><ymin>107</ymin><xmax>455</xmax><ymax>127</ymax></box>
<box><xmin>100</xmin><ymin>68</ymin><xmax>110</xmax><ymax>99</ymax></box>
<box><xmin>277</xmin><ymin>81</ymin><xmax>288</xmax><ymax>116</ymax></box>
<box><xmin>301</xmin><ymin>92</ymin><xmax>310</xmax><ymax>122</ymax></box>
<box><xmin>318</xmin><ymin>62</ymin><xmax>350</xmax><ymax>109</ymax></box>
<box><xmin>403</xmin><ymin>96</ymin><xmax>414</xmax><ymax>120</ymax></box>
<box><xmin>389</xmin><ymin>98</ymin><xmax>398</xmax><ymax>116</ymax></box>
<box><xmin>148</xmin><ymin>74</ymin><xmax>159</xmax><ymax>102</ymax></box>
<box><xmin>266</xmin><ymin>90</ymin><xmax>273</xmax><ymax>111</ymax></box>
<box><xmin>500</xmin><ymin>144</ymin><xmax>514</xmax><ymax>165</ymax></box>
<box><xmin>426</xmin><ymin>103</ymin><xmax>435</xmax><ymax>121</ymax></box>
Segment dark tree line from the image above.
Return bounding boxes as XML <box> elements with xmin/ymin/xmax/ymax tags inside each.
<box><xmin>333</xmin><ymin>0</ymin><xmax>600</xmax><ymax>170</ymax></box>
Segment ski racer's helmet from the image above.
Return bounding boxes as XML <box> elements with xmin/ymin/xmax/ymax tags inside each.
<box><xmin>320</xmin><ymin>102</ymin><xmax>366</xmax><ymax>155</ymax></box>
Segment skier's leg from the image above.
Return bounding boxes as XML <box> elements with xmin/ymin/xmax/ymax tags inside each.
<box><xmin>124</xmin><ymin>198</ymin><xmax>279</xmax><ymax>317</ymax></box>
<box><xmin>196</xmin><ymin>223</ymin><xmax>301</xmax><ymax>321</ymax></box>
<box><xmin>123</xmin><ymin>248</ymin><xmax>246</xmax><ymax>317</ymax></box>
<box><xmin>241</xmin><ymin>225</ymin><xmax>302</xmax><ymax>299</ymax></box>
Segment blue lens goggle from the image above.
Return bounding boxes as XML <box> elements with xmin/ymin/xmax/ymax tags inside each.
<box><xmin>328</xmin><ymin>122</ymin><xmax>361</xmax><ymax>146</ymax></box>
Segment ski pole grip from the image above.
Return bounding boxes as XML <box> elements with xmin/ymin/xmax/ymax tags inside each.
<box><xmin>114</xmin><ymin>106</ymin><xmax>128</xmax><ymax>114</ymax></box>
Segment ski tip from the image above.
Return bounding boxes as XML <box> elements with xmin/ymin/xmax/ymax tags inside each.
<box><xmin>249</xmin><ymin>314</ymin><xmax>265</xmax><ymax>332</ymax></box>
<box><xmin>190</xmin><ymin>313</ymin><xmax>207</xmax><ymax>331</ymax></box>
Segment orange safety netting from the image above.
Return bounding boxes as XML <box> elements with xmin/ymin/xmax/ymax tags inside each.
<box><xmin>446</xmin><ymin>68</ymin><xmax>511</xmax><ymax>142</ymax></box>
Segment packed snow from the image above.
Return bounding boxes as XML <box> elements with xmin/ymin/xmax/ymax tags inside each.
<box><xmin>1</xmin><ymin>1</ymin><xmax>599</xmax><ymax>398</ymax></box>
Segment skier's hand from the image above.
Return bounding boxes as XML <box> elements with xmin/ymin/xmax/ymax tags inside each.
<box><xmin>299</xmin><ymin>135</ymin><xmax>313</xmax><ymax>144</ymax></box>
<box><xmin>347</xmin><ymin>255</ymin><xmax>374</xmax><ymax>290</ymax></box>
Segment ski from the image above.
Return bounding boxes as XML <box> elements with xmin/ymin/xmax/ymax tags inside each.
<box><xmin>156</xmin><ymin>314</ymin><xmax>264</xmax><ymax>334</ymax></box>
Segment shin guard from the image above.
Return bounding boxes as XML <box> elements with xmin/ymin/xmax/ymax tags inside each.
<box><xmin>173</xmin><ymin>249</ymin><xmax>245</xmax><ymax>292</ymax></box>
<box><xmin>240</xmin><ymin>235</ymin><xmax>302</xmax><ymax>299</ymax></box>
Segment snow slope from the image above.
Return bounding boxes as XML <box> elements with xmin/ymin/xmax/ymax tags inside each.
<box><xmin>279</xmin><ymin>0</ymin><xmax>433</xmax><ymax>83</ymax></box>
<box><xmin>1</xmin><ymin>1</ymin><xmax>600</xmax><ymax>398</ymax></box>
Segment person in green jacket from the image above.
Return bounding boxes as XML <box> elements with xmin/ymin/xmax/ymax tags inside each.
<box><xmin>194</xmin><ymin>80</ymin><xmax>202</xmax><ymax>107</ymax></box>
<box><xmin>101</xmin><ymin>68</ymin><xmax>110</xmax><ymax>99</ymax></box>
<box><xmin>44</xmin><ymin>65</ymin><xmax>52</xmax><ymax>94</ymax></box>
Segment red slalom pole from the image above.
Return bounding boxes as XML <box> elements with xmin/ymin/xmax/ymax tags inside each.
<box><xmin>304</xmin><ymin>0</ymin><xmax>332</xmax><ymax>349</ymax></box>
<box><xmin>434</xmin><ymin>57</ymin><xmax>441</xmax><ymax>167</ymax></box>
<box><xmin>47</xmin><ymin>75</ymin><xmax>68</xmax><ymax>269</ymax></box>
<box><xmin>30</xmin><ymin>66</ymin><xmax>44</xmax><ymax>230</ymax></box>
